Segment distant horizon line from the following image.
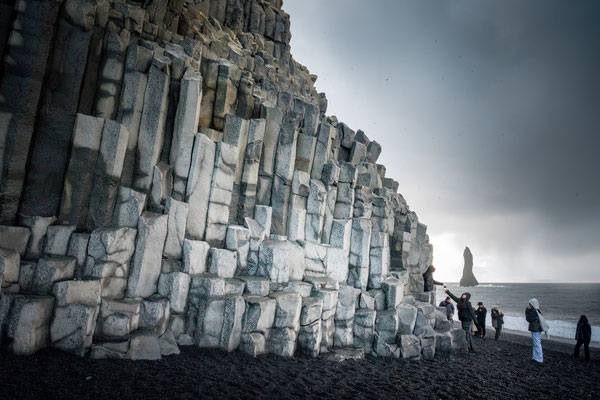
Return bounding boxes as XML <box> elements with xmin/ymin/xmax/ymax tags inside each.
<box><xmin>441</xmin><ymin>281</ymin><xmax>600</xmax><ymax>284</ymax></box>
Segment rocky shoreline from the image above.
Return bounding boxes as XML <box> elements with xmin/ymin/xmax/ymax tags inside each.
<box><xmin>1</xmin><ymin>331</ymin><xmax>597</xmax><ymax>400</ymax></box>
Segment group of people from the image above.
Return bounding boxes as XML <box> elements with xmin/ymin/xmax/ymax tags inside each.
<box><xmin>423</xmin><ymin>265</ymin><xmax>593</xmax><ymax>362</ymax></box>
<box><xmin>438</xmin><ymin>296</ymin><xmax>505</xmax><ymax>341</ymax></box>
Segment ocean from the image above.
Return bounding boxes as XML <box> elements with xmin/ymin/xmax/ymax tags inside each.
<box><xmin>436</xmin><ymin>283</ymin><xmax>600</xmax><ymax>343</ymax></box>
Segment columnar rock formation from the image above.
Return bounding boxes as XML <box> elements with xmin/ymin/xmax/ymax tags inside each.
<box><xmin>460</xmin><ymin>246</ymin><xmax>479</xmax><ymax>287</ymax></box>
<box><xmin>0</xmin><ymin>0</ymin><xmax>466</xmax><ymax>360</ymax></box>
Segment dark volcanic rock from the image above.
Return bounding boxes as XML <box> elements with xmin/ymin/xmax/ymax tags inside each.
<box><xmin>460</xmin><ymin>246</ymin><xmax>479</xmax><ymax>287</ymax></box>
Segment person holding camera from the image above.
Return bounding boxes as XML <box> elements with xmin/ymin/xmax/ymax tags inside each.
<box><xmin>445</xmin><ymin>288</ymin><xmax>480</xmax><ymax>353</ymax></box>
<box><xmin>491</xmin><ymin>306</ymin><xmax>504</xmax><ymax>341</ymax></box>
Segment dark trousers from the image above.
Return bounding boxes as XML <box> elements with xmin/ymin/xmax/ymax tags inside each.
<box><xmin>462</xmin><ymin>322</ymin><xmax>474</xmax><ymax>350</ymax></box>
<box><xmin>574</xmin><ymin>339</ymin><xmax>590</xmax><ymax>360</ymax></box>
<box><xmin>494</xmin><ymin>326</ymin><xmax>502</xmax><ymax>340</ymax></box>
<box><xmin>476</xmin><ymin>323</ymin><xmax>486</xmax><ymax>337</ymax></box>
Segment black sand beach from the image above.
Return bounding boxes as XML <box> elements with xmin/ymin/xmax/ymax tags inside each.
<box><xmin>1</xmin><ymin>332</ymin><xmax>598</xmax><ymax>400</ymax></box>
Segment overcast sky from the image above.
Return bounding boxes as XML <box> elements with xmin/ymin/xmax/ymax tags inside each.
<box><xmin>284</xmin><ymin>0</ymin><xmax>600</xmax><ymax>283</ymax></box>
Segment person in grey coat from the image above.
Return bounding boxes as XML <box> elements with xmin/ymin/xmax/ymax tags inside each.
<box><xmin>491</xmin><ymin>306</ymin><xmax>504</xmax><ymax>341</ymax></box>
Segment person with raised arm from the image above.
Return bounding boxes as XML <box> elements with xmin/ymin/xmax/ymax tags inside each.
<box><xmin>445</xmin><ymin>288</ymin><xmax>479</xmax><ymax>353</ymax></box>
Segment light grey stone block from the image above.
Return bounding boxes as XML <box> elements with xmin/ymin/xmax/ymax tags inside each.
<box><xmin>170</xmin><ymin>69</ymin><xmax>202</xmax><ymax>199</ymax></box>
<box><xmin>127</xmin><ymin>212</ymin><xmax>168</xmax><ymax>298</ymax></box>
<box><xmin>158</xmin><ymin>272</ymin><xmax>190</xmax><ymax>314</ymax></box>
<box><xmin>0</xmin><ymin>247</ymin><xmax>19</xmax><ymax>286</ymax></box>
<box><xmin>52</xmin><ymin>280</ymin><xmax>101</xmax><ymax>307</ymax></box>
<box><xmin>324</xmin><ymin>246</ymin><xmax>349</xmax><ymax>283</ymax></box>
<box><xmin>57</xmin><ymin>114</ymin><xmax>104</xmax><ymax>230</ymax></box>
<box><xmin>112</xmin><ymin>187</ymin><xmax>146</xmax><ymax>228</ymax></box>
<box><xmin>283</xmin><ymin>280</ymin><xmax>313</xmax><ymax>298</ymax></box>
<box><xmin>239</xmin><ymin>276</ymin><xmax>270</xmax><ymax>297</ymax></box>
<box><xmin>182</xmin><ymin>240</ymin><xmax>210</xmax><ymax>275</ymax></box>
<box><xmin>87</xmin><ymin>120</ymin><xmax>130</xmax><ymax>230</ymax></box>
<box><xmin>257</xmin><ymin>240</ymin><xmax>305</xmax><ymax>283</ymax></box>
<box><xmin>375</xmin><ymin>310</ymin><xmax>399</xmax><ymax>344</ymax></box>
<box><xmin>149</xmin><ymin>161</ymin><xmax>173</xmax><ymax>212</ymax></box>
<box><xmin>139</xmin><ymin>295</ymin><xmax>170</xmax><ymax>335</ymax></box>
<box><xmin>159</xmin><ymin>329</ymin><xmax>181</xmax><ymax>355</ymax></box>
<box><xmin>242</xmin><ymin>295</ymin><xmax>276</xmax><ymax>334</ymax></box>
<box><xmin>163</xmin><ymin>198</ymin><xmax>188</xmax><ymax>260</ymax></box>
<box><xmin>134</xmin><ymin>61</ymin><xmax>170</xmax><ymax>192</ymax></box>
<box><xmin>185</xmin><ymin>133</ymin><xmax>216</xmax><ymax>240</ymax></box>
<box><xmin>269</xmin><ymin>327</ymin><xmax>297</xmax><ymax>357</ymax></box>
<box><xmin>312</xmin><ymin>288</ymin><xmax>338</xmax><ymax>320</ymax></box>
<box><xmin>240</xmin><ymin>331</ymin><xmax>267</xmax><ymax>357</ymax></box>
<box><xmin>44</xmin><ymin>225</ymin><xmax>76</xmax><ymax>256</ymax></box>
<box><xmin>382</xmin><ymin>277</ymin><xmax>404</xmax><ymax>310</ymax></box>
<box><xmin>298</xmin><ymin>319</ymin><xmax>321</xmax><ymax>357</ymax></box>
<box><xmin>399</xmin><ymin>334</ymin><xmax>421</xmax><ymax>360</ymax></box>
<box><xmin>94</xmin><ymin>298</ymin><xmax>141</xmax><ymax>339</ymax></box>
<box><xmin>270</xmin><ymin>291</ymin><xmax>302</xmax><ymax>331</ymax></box>
<box><xmin>1</xmin><ymin>295</ymin><xmax>55</xmax><ymax>355</ymax></box>
<box><xmin>300</xmin><ymin>297</ymin><xmax>323</xmax><ymax>326</ymax></box>
<box><xmin>50</xmin><ymin>303</ymin><xmax>99</xmax><ymax>356</ymax></box>
<box><xmin>32</xmin><ymin>257</ymin><xmax>76</xmax><ymax>295</ymax></box>
<box><xmin>396</xmin><ymin>303</ymin><xmax>418</xmax><ymax>335</ymax></box>
<box><xmin>354</xmin><ymin>309</ymin><xmax>376</xmax><ymax>354</ymax></box>
<box><xmin>208</xmin><ymin>248</ymin><xmax>237</xmax><ymax>278</ymax></box>
<box><xmin>84</xmin><ymin>227</ymin><xmax>136</xmax><ymax>278</ymax></box>
<box><xmin>335</xmin><ymin>285</ymin><xmax>356</xmax><ymax>321</ymax></box>
<box><xmin>19</xmin><ymin>215</ymin><xmax>57</xmax><ymax>260</ymax></box>
<box><xmin>334</xmin><ymin>318</ymin><xmax>354</xmax><ymax>347</ymax></box>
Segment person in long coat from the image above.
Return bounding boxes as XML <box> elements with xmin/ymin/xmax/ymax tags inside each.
<box><xmin>491</xmin><ymin>306</ymin><xmax>504</xmax><ymax>341</ymax></box>
<box><xmin>574</xmin><ymin>315</ymin><xmax>592</xmax><ymax>361</ymax></box>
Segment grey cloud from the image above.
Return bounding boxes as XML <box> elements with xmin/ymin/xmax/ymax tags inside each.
<box><xmin>284</xmin><ymin>0</ymin><xmax>600</xmax><ymax>281</ymax></box>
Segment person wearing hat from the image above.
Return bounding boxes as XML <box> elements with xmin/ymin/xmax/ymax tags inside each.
<box><xmin>491</xmin><ymin>306</ymin><xmax>504</xmax><ymax>340</ymax></box>
<box><xmin>474</xmin><ymin>302</ymin><xmax>487</xmax><ymax>338</ymax></box>
<box><xmin>526</xmin><ymin>298</ymin><xmax>550</xmax><ymax>363</ymax></box>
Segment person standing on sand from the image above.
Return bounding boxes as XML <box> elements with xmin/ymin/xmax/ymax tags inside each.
<box><xmin>491</xmin><ymin>306</ymin><xmax>504</xmax><ymax>340</ymax></box>
<box><xmin>573</xmin><ymin>315</ymin><xmax>592</xmax><ymax>361</ymax></box>
<box><xmin>526</xmin><ymin>298</ymin><xmax>549</xmax><ymax>363</ymax></box>
<box><xmin>475</xmin><ymin>302</ymin><xmax>487</xmax><ymax>338</ymax></box>
<box><xmin>445</xmin><ymin>289</ymin><xmax>479</xmax><ymax>353</ymax></box>
<box><xmin>439</xmin><ymin>296</ymin><xmax>455</xmax><ymax>321</ymax></box>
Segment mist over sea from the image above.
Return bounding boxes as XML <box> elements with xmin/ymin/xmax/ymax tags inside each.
<box><xmin>436</xmin><ymin>283</ymin><xmax>600</xmax><ymax>343</ymax></box>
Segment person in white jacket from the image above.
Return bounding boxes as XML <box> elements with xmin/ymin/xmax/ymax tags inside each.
<box><xmin>526</xmin><ymin>298</ymin><xmax>550</xmax><ymax>363</ymax></box>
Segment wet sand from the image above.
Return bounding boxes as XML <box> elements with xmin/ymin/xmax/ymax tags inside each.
<box><xmin>1</xmin><ymin>332</ymin><xmax>598</xmax><ymax>400</ymax></box>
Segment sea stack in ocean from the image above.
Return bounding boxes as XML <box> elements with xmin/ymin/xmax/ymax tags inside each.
<box><xmin>0</xmin><ymin>0</ymin><xmax>469</xmax><ymax>361</ymax></box>
<box><xmin>460</xmin><ymin>247</ymin><xmax>479</xmax><ymax>287</ymax></box>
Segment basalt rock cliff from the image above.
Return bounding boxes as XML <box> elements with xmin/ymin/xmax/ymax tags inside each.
<box><xmin>0</xmin><ymin>0</ymin><xmax>467</xmax><ymax>360</ymax></box>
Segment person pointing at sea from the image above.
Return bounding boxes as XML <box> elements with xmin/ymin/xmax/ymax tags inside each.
<box><xmin>445</xmin><ymin>288</ymin><xmax>480</xmax><ymax>353</ymax></box>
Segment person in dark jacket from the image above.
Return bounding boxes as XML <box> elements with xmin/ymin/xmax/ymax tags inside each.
<box><xmin>445</xmin><ymin>288</ymin><xmax>479</xmax><ymax>352</ymax></box>
<box><xmin>573</xmin><ymin>315</ymin><xmax>592</xmax><ymax>361</ymax></box>
<box><xmin>422</xmin><ymin>265</ymin><xmax>443</xmax><ymax>292</ymax></box>
<box><xmin>439</xmin><ymin>296</ymin><xmax>455</xmax><ymax>321</ymax></box>
<box><xmin>474</xmin><ymin>302</ymin><xmax>487</xmax><ymax>338</ymax></box>
<box><xmin>491</xmin><ymin>306</ymin><xmax>504</xmax><ymax>341</ymax></box>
